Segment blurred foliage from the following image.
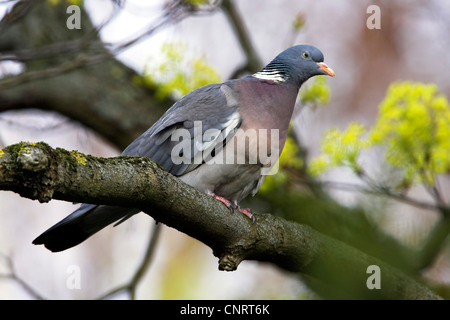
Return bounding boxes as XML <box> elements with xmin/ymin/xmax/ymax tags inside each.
<box><xmin>181</xmin><ymin>0</ymin><xmax>213</xmax><ymax>8</ymax></box>
<box><xmin>141</xmin><ymin>42</ymin><xmax>221</xmax><ymax>100</ymax></box>
<box><xmin>308</xmin><ymin>122</ymin><xmax>368</xmax><ymax>176</ymax></box>
<box><xmin>47</xmin><ymin>0</ymin><xmax>84</xmax><ymax>6</ymax></box>
<box><xmin>259</xmin><ymin>132</ymin><xmax>304</xmax><ymax>194</ymax></box>
<box><xmin>371</xmin><ymin>82</ymin><xmax>450</xmax><ymax>185</ymax></box>
<box><xmin>292</xmin><ymin>13</ymin><xmax>306</xmax><ymax>31</ymax></box>
<box><xmin>158</xmin><ymin>237</ymin><xmax>205</xmax><ymax>299</ymax></box>
<box><xmin>310</xmin><ymin>82</ymin><xmax>450</xmax><ymax>188</ymax></box>
<box><xmin>299</xmin><ymin>76</ymin><xmax>331</xmax><ymax>108</ymax></box>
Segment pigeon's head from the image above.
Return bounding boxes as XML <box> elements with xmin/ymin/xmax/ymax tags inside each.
<box><xmin>255</xmin><ymin>45</ymin><xmax>335</xmax><ymax>86</ymax></box>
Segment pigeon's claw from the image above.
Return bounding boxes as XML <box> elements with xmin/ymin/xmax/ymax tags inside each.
<box><xmin>212</xmin><ymin>194</ymin><xmax>234</xmax><ymax>214</ymax></box>
<box><xmin>236</xmin><ymin>206</ymin><xmax>255</xmax><ymax>223</ymax></box>
<box><xmin>208</xmin><ymin>192</ymin><xmax>255</xmax><ymax>222</ymax></box>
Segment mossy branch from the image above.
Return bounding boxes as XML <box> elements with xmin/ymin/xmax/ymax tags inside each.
<box><xmin>0</xmin><ymin>141</ymin><xmax>441</xmax><ymax>299</ymax></box>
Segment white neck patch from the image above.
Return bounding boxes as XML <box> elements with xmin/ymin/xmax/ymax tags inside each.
<box><xmin>252</xmin><ymin>70</ymin><xmax>286</xmax><ymax>82</ymax></box>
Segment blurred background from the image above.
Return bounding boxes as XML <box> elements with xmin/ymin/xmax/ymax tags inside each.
<box><xmin>0</xmin><ymin>0</ymin><xmax>449</xmax><ymax>299</ymax></box>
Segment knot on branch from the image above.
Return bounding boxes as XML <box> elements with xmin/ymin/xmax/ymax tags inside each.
<box><xmin>15</xmin><ymin>143</ymin><xmax>55</xmax><ymax>203</ymax></box>
<box><xmin>218</xmin><ymin>253</ymin><xmax>243</xmax><ymax>271</ymax></box>
<box><xmin>18</xmin><ymin>144</ymin><xmax>49</xmax><ymax>172</ymax></box>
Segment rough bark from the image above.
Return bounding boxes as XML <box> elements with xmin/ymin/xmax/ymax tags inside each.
<box><xmin>0</xmin><ymin>142</ymin><xmax>441</xmax><ymax>300</ymax></box>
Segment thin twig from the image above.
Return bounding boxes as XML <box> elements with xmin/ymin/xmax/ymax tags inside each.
<box><xmin>317</xmin><ymin>179</ymin><xmax>438</xmax><ymax>211</ymax></box>
<box><xmin>0</xmin><ymin>53</ymin><xmax>111</xmax><ymax>88</ymax></box>
<box><xmin>108</xmin><ymin>1</ymin><xmax>190</xmax><ymax>55</ymax></box>
<box><xmin>426</xmin><ymin>176</ymin><xmax>445</xmax><ymax>208</ymax></box>
<box><xmin>221</xmin><ymin>0</ymin><xmax>262</xmax><ymax>77</ymax></box>
<box><xmin>99</xmin><ymin>222</ymin><xmax>162</xmax><ymax>300</ymax></box>
<box><xmin>0</xmin><ymin>253</ymin><xmax>46</xmax><ymax>299</ymax></box>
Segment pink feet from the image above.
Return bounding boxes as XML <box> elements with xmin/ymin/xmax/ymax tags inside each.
<box><xmin>213</xmin><ymin>195</ymin><xmax>232</xmax><ymax>207</ymax></box>
<box><xmin>209</xmin><ymin>193</ymin><xmax>255</xmax><ymax>223</ymax></box>
<box><xmin>237</xmin><ymin>207</ymin><xmax>253</xmax><ymax>220</ymax></box>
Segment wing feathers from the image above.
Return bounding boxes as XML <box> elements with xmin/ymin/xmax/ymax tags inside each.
<box><xmin>122</xmin><ymin>82</ymin><xmax>242</xmax><ymax>177</ymax></box>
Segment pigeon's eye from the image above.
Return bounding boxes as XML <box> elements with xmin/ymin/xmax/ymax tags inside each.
<box><xmin>302</xmin><ymin>51</ymin><xmax>310</xmax><ymax>59</ymax></box>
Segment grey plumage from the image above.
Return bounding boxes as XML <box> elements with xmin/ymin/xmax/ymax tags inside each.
<box><xmin>123</xmin><ymin>83</ymin><xmax>241</xmax><ymax>176</ymax></box>
<box><xmin>33</xmin><ymin>45</ymin><xmax>334</xmax><ymax>252</ymax></box>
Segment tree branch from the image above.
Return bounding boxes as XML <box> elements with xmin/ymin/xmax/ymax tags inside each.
<box><xmin>221</xmin><ymin>0</ymin><xmax>263</xmax><ymax>77</ymax></box>
<box><xmin>0</xmin><ymin>142</ymin><xmax>441</xmax><ymax>299</ymax></box>
<box><xmin>0</xmin><ymin>0</ymin><xmax>177</xmax><ymax>149</ymax></box>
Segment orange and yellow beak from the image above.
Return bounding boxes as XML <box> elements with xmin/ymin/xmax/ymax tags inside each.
<box><xmin>317</xmin><ymin>62</ymin><xmax>335</xmax><ymax>77</ymax></box>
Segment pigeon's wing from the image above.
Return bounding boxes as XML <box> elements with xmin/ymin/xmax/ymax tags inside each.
<box><xmin>122</xmin><ymin>82</ymin><xmax>242</xmax><ymax>176</ymax></box>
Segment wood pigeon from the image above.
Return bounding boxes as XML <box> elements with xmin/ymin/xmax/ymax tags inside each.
<box><xmin>33</xmin><ymin>44</ymin><xmax>334</xmax><ymax>252</ymax></box>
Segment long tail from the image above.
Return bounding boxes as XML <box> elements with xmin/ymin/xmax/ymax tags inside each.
<box><xmin>33</xmin><ymin>204</ymin><xmax>139</xmax><ymax>252</ymax></box>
